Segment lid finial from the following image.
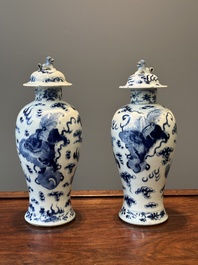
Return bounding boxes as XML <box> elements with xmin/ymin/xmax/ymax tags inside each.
<box><xmin>119</xmin><ymin>59</ymin><xmax>167</xmax><ymax>89</ymax></box>
<box><xmin>23</xmin><ymin>56</ymin><xmax>72</xmax><ymax>87</ymax></box>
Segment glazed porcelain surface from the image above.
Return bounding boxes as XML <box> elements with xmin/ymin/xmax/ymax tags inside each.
<box><xmin>111</xmin><ymin>60</ymin><xmax>177</xmax><ymax>225</ymax></box>
<box><xmin>16</xmin><ymin>57</ymin><xmax>82</xmax><ymax>226</ymax></box>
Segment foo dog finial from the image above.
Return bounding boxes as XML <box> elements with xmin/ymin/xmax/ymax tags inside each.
<box><xmin>38</xmin><ymin>56</ymin><xmax>55</xmax><ymax>72</ymax></box>
<box><xmin>119</xmin><ymin>59</ymin><xmax>167</xmax><ymax>88</ymax></box>
<box><xmin>136</xmin><ymin>59</ymin><xmax>154</xmax><ymax>74</ymax></box>
<box><xmin>45</xmin><ymin>56</ymin><xmax>54</xmax><ymax>66</ymax></box>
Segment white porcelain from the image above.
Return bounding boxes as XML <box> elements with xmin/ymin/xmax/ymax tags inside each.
<box><xmin>16</xmin><ymin>57</ymin><xmax>82</xmax><ymax>226</ymax></box>
<box><xmin>111</xmin><ymin>60</ymin><xmax>177</xmax><ymax>225</ymax></box>
<box><xmin>24</xmin><ymin>56</ymin><xmax>72</xmax><ymax>87</ymax></box>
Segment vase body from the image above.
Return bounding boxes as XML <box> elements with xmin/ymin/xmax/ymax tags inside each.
<box><xmin>16</xmin><ymin>87</ymin><xmax>82</xmax><ymax>226</ymax></box>
<box><xmin>111</xmin><ymin>89</ymin><xmax>177</xmax><ymax>225</ymax></box>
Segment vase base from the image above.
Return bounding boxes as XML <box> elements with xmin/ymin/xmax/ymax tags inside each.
<box><xmin>24</xmin><ymin>208</ymin><xmax>76</xmax><ymax>227</ymax></box>
<box><xmin>119</xmin><ymin>207</ymin><xmax>168</xmax><ymax>226</ymax></box>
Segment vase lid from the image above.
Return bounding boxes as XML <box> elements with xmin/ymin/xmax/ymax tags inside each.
<box><xmin>23</xmin><ymin>56</ymin><xmax>72</xmax><ymax>87</ymax></box>
<box><xmin>119</xmin><ymin>59</ymin><xmax>167</xmax><ymax>89</ymax></box>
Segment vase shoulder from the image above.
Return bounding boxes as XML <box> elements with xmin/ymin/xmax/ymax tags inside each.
<box><xmin>113</xmin><ymin>103</ymin><xmax>176</xmax><ymax>121</ymax></box>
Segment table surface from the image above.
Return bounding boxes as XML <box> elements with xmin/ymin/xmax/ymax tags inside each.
<box><xmin>0</xmin><ymin>190</ymin><xmax>198</xmax><ymax>265</ymax></box>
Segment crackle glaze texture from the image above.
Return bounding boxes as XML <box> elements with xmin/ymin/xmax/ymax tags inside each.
<box><xmin>111</xmin><ymin>60</ymin><xmax>177</xmax><ymax>225</ymax></box>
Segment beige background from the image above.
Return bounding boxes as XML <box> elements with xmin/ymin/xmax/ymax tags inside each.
<box><xmin>0</xmin><ymin>0</ymin><xmax>197</xmax><ymax>191</ymax></box>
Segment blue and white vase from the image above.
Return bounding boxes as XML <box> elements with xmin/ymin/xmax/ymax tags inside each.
<box><xmin>15</xmin><ymin>56</ymin><xmax>82</xmax><ymax>226</ymax></box>
<box><xmin>111</xmin><ymin>60</ymin><xmax>177</xmax><ymax>225</ymax></box>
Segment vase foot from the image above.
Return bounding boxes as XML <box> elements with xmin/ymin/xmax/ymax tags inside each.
<box><xmin>119</xmin><ymin>207</ymin><xmax>168</xmax><ymax>226</ymax></box>
<box><xmin>24</xmin><ymin>208</ymin><xmax>76</xmax><ymax>227</ymax></box>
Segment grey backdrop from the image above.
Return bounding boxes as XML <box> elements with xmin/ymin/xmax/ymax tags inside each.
<box><xmin>0</xmin><ymin>0</ymin><xmax>197</xmax><ymax>191</ymax></box>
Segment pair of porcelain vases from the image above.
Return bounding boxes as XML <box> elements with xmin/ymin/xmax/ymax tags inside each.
<box><xmin>15</xmin><ymin>57</ymin><xmax>177</xmax><ymax>227</ymax></box>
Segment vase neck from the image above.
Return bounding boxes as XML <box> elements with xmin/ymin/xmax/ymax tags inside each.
<box><xmin>130</xmin><ymin>89</ymin><xmax>157</xmax><ymax>104</ymax></box>
<box><xmin>35</xmin><ymin>87</ymin><xmax>62</xmax><ymax>101</ymax></box>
